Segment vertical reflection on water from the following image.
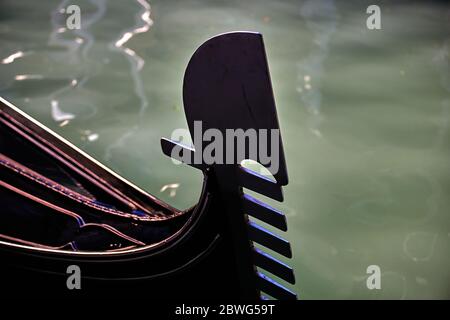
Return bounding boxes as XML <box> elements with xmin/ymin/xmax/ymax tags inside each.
<box><xmin>73</xmin><ymin>0</ymin><xmax>107</xmax><ymax>61</ymax></box>
<box><xmin>48</xmin><ymin>0</ymin><xmax>107</xmax><ymax>123</ymax></box>
<box><xmin>49</xmin><ymin>0</ymin><xmax>83</xmax><ymax>55</ymax></box>
<box><xmin>104</xmin><ymin>0</ymin><xmax>153</xmax><ymax>163</ymax></box>
<box><xmin>49</xmin><ymin>0</ymin><xmax>107</xmax><ymax>58</ymax></box>
<box><xmin>298</xmin><ymin>0</ymin><xmax>338</xmax><ymax>138</ymax></box>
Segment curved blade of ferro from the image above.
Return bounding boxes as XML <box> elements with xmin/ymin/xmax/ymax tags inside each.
<box><xmin>182</xmin><ymin>31</ymin><xmax>288</xmax><ymax>186</ymax></box>
<box><xmin>160</xmin><ymin>32</ymin><xmax>297</xmax><ymax>299</ymax></box>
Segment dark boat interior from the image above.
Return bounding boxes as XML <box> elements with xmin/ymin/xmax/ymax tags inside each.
<box><xmin>0</xmin><ymin>102</ymin><xmax>189</xmax><ymax>252</ymax></box>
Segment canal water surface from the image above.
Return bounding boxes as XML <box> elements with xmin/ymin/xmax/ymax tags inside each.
<box><xmin>1</xmin><ymin>0</ymin><xmax>449</xmax><ymax>299</ymax></box>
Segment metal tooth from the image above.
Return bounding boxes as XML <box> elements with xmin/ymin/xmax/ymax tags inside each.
<box><xmin>237</xmin><ymin>166</ymin><xmax>283</xmax><ymax>201</ymax></box>
<box><xmin>253</xmin><ymin>247</ymin><xmax>295</xmax><ymax>284</ymax></box>
<box><xmin>257</xmin><ymin>272</ymin><xmax>297</xmax><ymax>300</ymax></box>
<box><xmin>242</xmin><ymin>193</ymin><xmax>287</xmax><ymax>231</ymax></box>
<box><xmin>160</xmin><ymin>138</ymin><xmax>205</xmax><ymax>170</ymax></box>
<box><xmin>247</xmin><ymin>221</ymin><xmax>292</xmax><ymax>258</ymax></box>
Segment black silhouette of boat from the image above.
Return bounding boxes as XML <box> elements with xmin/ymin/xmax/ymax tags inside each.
<box><xmin>0</xmin><ymin>32</ymin><xmax>296</xmax><ymax>300</ymax></box>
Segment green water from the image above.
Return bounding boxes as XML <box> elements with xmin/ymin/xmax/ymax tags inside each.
<box><xmin>1</xmin><ymin>0</ymin><xmax>449</xmax><ymax>299</ymax></box>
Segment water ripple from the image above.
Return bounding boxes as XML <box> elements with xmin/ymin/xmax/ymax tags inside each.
<box><xmin>104</xmin><ymin>0</ymin><xmax>153</xmax><ymax>162</ymax></box>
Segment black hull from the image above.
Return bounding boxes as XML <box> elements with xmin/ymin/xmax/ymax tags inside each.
<box><xmin>0</xmin><ymin>97</ymin><xmax>242</xmax><ymax>299</ymax></box>
<box><xmin>0</xmin><ymin>177</ymin><xmax>243</xmax><ymax>299</ymax></box>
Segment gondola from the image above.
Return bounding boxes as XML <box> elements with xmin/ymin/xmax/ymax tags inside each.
<box><xmin>0</xmin><ymin>32</ymin><xmax>297</xmax><ymax>300</ymax></box>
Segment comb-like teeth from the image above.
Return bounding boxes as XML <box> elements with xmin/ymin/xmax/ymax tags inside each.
<box><xmin>247</xmin><ymin>221</ymin><xmax>292</xmax><ymax>258</ymax></box>
<box><xmin>254</xmin><ymin>247</ymin><xmax>295</xmax><ymax>284</ymax></box>
<box><xmin>237</xmin><ymin>166</ymin><xmax>283</xmax><ymax>201</ymax></box>
<box><xmin>242</xmin><ymin>193</ymin><xmax>287</xmax><ymax>231</ymax></box>
<box><xmin>161</xmin><ymin>138</ymin><xmax>205</xmax><ymax>170</ymax></box>
<box><xmin>257</xmin><ymin>272</ymin><xmax>297</xmax><ymax>300</ymax></box>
